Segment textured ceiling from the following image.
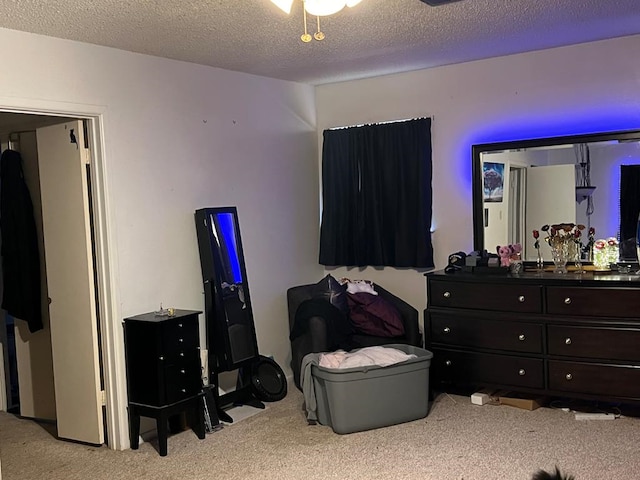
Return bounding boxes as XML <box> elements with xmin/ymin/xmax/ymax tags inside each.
<box><xmin>0</xmin><ymin>0</ymin><xmax>639</xmax><ymax>85</ymax></box>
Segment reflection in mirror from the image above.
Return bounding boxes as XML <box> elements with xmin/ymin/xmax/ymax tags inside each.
<box><xmin>472</xmin><ymin>130</ymin><xmax>640</xmax><ymax>262</ymax></box>
<box><xmin>195</xmin><ymin>207</ymin><xmax>259</xmax><ymax>373</ymax></box>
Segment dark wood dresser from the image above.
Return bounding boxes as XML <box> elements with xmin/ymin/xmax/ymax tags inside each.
<box><xmin>425</xmin><ymin>270</ymin><xmax>640</xmax><ymax>403</ymax></box>
<box><xmin>123</xmin><ymin>309</ymin><xmax>205</xmax><ymax>456</ymax></box>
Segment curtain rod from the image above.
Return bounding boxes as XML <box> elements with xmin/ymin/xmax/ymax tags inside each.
<box><xmin>328</xmin><ymin>116</ymin><xmax>433</xmax><ymax>131</ymax></box>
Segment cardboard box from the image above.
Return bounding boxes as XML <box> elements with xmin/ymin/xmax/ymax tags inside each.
<box><xmin>498</xmin><ymin>391</ymin><xmax>547</xmax><ymax>411</ymax></box>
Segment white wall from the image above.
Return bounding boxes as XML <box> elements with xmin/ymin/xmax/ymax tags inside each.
<box><xmin>316</xmin><ymin>34</ymin><xmax>640</xmax><ymax>324</ymax></box>
<box><xmin>0</xmin><ymin>27</ymin><xmax>321</xmax><ymax>448</ymax></box>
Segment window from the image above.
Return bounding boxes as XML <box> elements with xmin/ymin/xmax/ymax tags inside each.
<box><xmin>319</xmin><ymin>117</ymin><xmax>434</xmax><ymax>268</ymax></box>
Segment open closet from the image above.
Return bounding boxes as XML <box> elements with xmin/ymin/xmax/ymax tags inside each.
<box><xmin>0</xmin><ymin>113</ymin><xmax>106</xmax><ymax>445</ymax></box>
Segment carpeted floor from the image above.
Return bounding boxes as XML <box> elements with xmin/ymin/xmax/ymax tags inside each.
<box><xmin>1</xmin><ymin>389</ymin><xmax>639</xmax><ymax>480</ymax></box>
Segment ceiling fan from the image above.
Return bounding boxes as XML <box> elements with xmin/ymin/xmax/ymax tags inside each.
<box><xmin>270</xmin><ymin>0</ymin><xmax>465</xmax><ymax>42</ymax></box>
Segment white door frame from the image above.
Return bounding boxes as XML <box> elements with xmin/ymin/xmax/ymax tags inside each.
<box><xmin>0</xmin><ymin>96</ymin><xmax>125</xmax><ymax>450</ymax></box>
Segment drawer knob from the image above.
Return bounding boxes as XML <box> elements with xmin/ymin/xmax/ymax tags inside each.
<box><xmin>179</xmin><ymin>338</ymin><xmax>184</xmax><ymax>343</ymax></box>
<box><xmin>445</xmin><ymin>360</ymin><xmax>452</xmax><ymax>366</ymax></box>
<box><xmin>518</xmin><ymin>295</ymin><xmax>525</xmax><ymax>303</ymax></box>
<box><xmin>159</xmin><ymin>356</ymin><xmax>164</xmax><ymax>361</ymax></box>
<box><xmin>444</xmin><ymin>327</ymin><xmax>451</xmax><ymax>333</ymax></box>
<box><xmin>564</xmin><ymin>297</ymin><xmax>572</xmax><ymax>305</ymax></box>
<box><xmin>181</xmin><ymin>388</ymin><xmax>186</xmax><ymax>393</ymax></box>
<box><xmin>443</xmin><ymin>291</ymin><xmax>451</xmax><ymax>298</ymax></box>
<box><xmin>180</xmin><ymin>369</ymin><xmax>186</xmax><ymax>374</ymax></box>
<box><xmin>178</xmin><ymin>323</ymin><xmax>183</xmax><ymax>328</ymax></box>
<box><xmin>566</xmin><ymin>373</ymin><xmax>573</xmax><ymax>381</ymax></box>
<box><xmin>180</xmin><ymin>352</ymin><xmax>184</xmax><ymax>357</ymax></box>
<box><xmin>565</xmin><ymin>338</ymin><xmax>572</xmax><ymax>345</ymax></box>
<box><xmin>518</xmin><ymin>369</ymin><xmax>526</xmax><ymax>376</ymax></box>
<box><xmin>518</xmin><ymin>334</ymin><xmax>525</xmax><ymax>341</ymax></box>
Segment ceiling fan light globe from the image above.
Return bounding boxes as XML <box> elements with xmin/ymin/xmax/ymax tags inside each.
<box><xmin>304</xmin><ymin>0</ymin><xmax>346</xmax><ymax>16</ymax></box>
<box><xmin>270</xmin><ymin>0</ymin><xmax>294</xmax><ymax>14</ymax></box>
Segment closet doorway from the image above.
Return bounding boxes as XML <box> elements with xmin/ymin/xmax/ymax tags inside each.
<box><xmin>0</xmin><ymin>111</ymin><xmax>114</xmax><ymax>446</ymax></box>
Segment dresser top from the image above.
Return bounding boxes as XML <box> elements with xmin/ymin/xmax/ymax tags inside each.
<box><xmin>426</xmin><ymin>269</ymin><xmax>640</xmax><ymax>287</ymax></box>
<box><xmin>124</xmin><ymin>309</ymin><xmax>202</xmax><ymax>323</ymax></box>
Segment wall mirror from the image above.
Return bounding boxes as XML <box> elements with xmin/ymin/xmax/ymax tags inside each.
<box><xmin>472</xmin><ymin>129</ymin><xmax>640</xmax><ymax>263</ymax></box>
<box><xmin>195</xmin><ymin>207</ymin><xmax>259</xmax><ymax>373</ymax></box>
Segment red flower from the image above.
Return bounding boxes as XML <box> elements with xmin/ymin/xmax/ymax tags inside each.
<box><xmin>533</xmin><ymin>230</ymin><xmax>539</xmax><ymax>239</ymax></box>
<box><xmin>588</xmin><ymin>227</ymin><xmax>596</xmax><ymax>236</ymax></box>
<box><xmin>574</xmin><ymin>229</ymin><xmax>582</xmax><ymax>239</ymax></box>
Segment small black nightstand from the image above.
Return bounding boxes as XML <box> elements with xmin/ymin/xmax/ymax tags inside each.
<box><xmin>123</xmin><ymin>309</ymin><xmax>206</xmax><ymax>456</ymax></box>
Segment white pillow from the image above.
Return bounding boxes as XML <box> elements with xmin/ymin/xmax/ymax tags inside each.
<box><xmin>346</xmin><ymin>280</ymin><xmax>378</xmax><ymax>295</ymax></box>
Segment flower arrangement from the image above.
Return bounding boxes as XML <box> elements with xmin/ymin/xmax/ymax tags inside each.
<box><xmin>539</xmin><ymin>223</ymin><xmax>585</xmax><ymax>273</ymax></box>
<box><xmin>532</xmin><ymin>229</ymin><xmax>543</xmax><ymax>270</ymax></box>
<box><xmin>584</xmin><ymin>226</ymin><xmax>596</xmax><ymax>259</ymax></box>
<box><xmin>540</xmin><ymin>223</ymin><xmax>586</xmax><ymax>246</ymax></box>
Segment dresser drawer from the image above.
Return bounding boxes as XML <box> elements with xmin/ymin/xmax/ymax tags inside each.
<box><xmin>164</xmin><ymin>359</ymin><xmax>203</xmax><ymax>404</ymax></box>
<box><xmin>547</xmin><ymin>287</ymin><xmax>640</xmax><ymax>317</ymax></box>
<box><xmin>162</xmin><ymin>317</ymin><xmax>199</xmax><ymax>354</ymax></box>
<box><xmin>429</xmin><ymin>280</ymin><xmax>542</xmax><ymax>313</ymax></box>
<box><xmin>549</xmin><ymin>360</ymin><xmax>640</xmax><ymax>399</ymax></box>
<box><xmin>432</xmin><ymin>349</ymin><xmax>544</xmax><ymax>389</ymax></box>
<box><xmin>431</xmin><ymin>313</ymin><xmax>543</xmax><ymax>353</ymax></box>
<box><xmin>548</xmin><ymin>325</ymin><xmax>640</xmax><ymax>361</ymax></box>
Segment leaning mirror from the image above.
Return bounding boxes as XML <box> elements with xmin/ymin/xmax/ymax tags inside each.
<box><xmin>472</xmin><ymin>129</ymin><xmax>640</xmax><ymax>263</ymax></box>
<box><xmin>195</xmin><ymin>206</ymin><xmax>259</xmax><ymax>373</ymax></box>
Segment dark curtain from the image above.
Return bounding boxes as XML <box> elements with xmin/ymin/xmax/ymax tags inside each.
<box><xmin>619</xmin><ymin>165</ymin><xmax>640</xmax><ymax>260</ymax></box>
<box><xmin>319</xmin><ymin>118</ymin><xmax>433</xmax><ymax>268</ymax></box>
<box><xmin>0</xmin><ymin>149</ymin><xmax>43</xmax><ymax>332</ymax></box>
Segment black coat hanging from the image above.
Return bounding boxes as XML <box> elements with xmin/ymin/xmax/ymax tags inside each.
<box><xmin>0</xmin><ymin>149</ymin><xmax>43</xmax><ymax>332</ymax></box>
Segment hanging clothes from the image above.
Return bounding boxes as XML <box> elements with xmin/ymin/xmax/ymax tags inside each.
<box><xmin>0</xmin><ymin>149</ymin><xmax>43</xmax><ymax>332</ymax></box>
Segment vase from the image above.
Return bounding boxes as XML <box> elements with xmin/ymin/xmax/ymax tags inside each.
<box><xmin>573</xmin><ymin>242</ymin><xmax>584</xmax><ymax>274</ymax></box>
<box><xmin>535</xmin><ymin>248</ymin><xmax>544</xmax><ymax>272</ymax></box>
<box><xmin>550</xmin><ymin>239</ymin><xmax>569</xmax><ymax>274</ymax></box>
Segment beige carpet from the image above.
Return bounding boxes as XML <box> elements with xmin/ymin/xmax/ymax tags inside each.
<box><xmin>1</xmin><ymin>390</ymin><xmax>639</xmax><ymax>480</ymax></box>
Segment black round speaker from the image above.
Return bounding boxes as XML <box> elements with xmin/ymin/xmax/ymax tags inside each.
<box><xmin>249</xmin><ymin>355</ymin><xmax>287</xmax><ymax>402</ymax></box>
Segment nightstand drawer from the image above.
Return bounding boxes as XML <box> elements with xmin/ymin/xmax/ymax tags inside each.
<box><xmin>432</xmin><ymin>349</ymin><xmax>544</xmax><ymax>389</ymax></box>
<box><xmin>431</xmin><ymin>313</ymin><xmax>543</xmax><ymax>353</ymax></box>
<box><xmin>548</xmin><ymin>325</ymin><xmax>640</xmax><ymax>361</ymax></box>
<box><xmin>164</xmin><ymin>361</ymin><xmax>203</xmax><ymax>404</ymax></box>
<box><xmin>162</xmin><ymin>318</ymin><xmax>199</xmax><ymax>353</ymax></box>
<box><xmin>549</xmin><ymin>360</ymin><xmax>640</xmax><ymax>399</ymax></box>
<box><xmin>430</xmin><ymin>280</ymin><xmax>542</xmax><ymax>313</ymax></box>
<box><xmin>547</xmin><ymin>287</ymin><xmax>640</xmax><ymax>317</ymax></box>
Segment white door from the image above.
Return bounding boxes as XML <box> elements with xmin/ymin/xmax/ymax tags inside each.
<box><xmin>9</xmin><ymin>131</ymin><xmax>57</xmax><ymax>421</ymax></box>
<box><xmin>526</xmin><ymin>164</ymin><xmax>576</xmax><ymax>261</ymax></box>
<box><xmin>36</xmin><ymin>120</ymin><xmax>104</xmax><ymax>444</ymax></box>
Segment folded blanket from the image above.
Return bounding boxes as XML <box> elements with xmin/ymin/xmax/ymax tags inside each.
<box><xmin>319</xmin><ymin>346</ymin><xmax>416</xmax><ymax>369</ymax></box>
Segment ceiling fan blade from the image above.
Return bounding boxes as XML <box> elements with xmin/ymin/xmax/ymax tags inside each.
<box><xmin>419</xmin><ymin>0</ymin><xmax>464</xmax><ymax>5</ymax></box>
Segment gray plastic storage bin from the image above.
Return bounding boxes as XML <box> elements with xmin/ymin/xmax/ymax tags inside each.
<box><xmin>312</xmin><ymin>344</ymin><xmax>433</xmax><ymax>434</ymax></box>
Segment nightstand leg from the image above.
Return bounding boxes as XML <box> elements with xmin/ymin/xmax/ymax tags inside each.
<box><xmin>129</xmin><ymin>408</ymin><xmax>141</xmax><ymax>450</ymax></box>
<box><xmin>157</xmin><ymin>412</ymin><xmax>169</xmax><ymax>457</ymax></box>
<box><xmin>195</xmin><ymin>397</ymin><xmax>206</xmax><ymax>439</ymax></box>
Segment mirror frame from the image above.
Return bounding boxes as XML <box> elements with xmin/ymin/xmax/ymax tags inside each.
<box><xmin>472</xmin><ymin>128</ymin><xmax>640</xmax><ymax>254</ymax></box>
<box><xmin>195</xmin><ymin>206</ymin><xmax>259</xmax><ymax>373</ymax></box>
